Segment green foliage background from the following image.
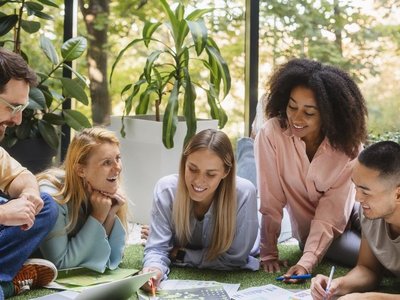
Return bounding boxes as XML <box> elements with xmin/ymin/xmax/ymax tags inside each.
<box><xmin>2</xmin><ymin>0</ymin><xmax>399</xmax><ymax>142</ymax></box>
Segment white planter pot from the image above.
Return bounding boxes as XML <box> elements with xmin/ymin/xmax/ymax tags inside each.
<box><xmin>109</xmin><ymin>115</ymin><xmax>218</xmax><ymax>224</ymax></box>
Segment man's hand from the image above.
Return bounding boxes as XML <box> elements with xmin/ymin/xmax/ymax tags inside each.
<box><xmin>20</xmin><ymin>189</ymin><xmax>43</xmax><ymax>214</ymax></box>
<box><xmin>0</xmin><ymin>197</ymin><xmax>36</xmax><ymax>230</ymax></box>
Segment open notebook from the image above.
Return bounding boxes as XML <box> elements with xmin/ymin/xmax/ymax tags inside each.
<box><xmin>32</xmin><ymin>272</ymin><xmax>155</xmax><ymax>300</ymax></box>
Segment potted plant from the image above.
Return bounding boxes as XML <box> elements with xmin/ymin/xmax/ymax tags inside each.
<box><xmin>110</xmin><ymin>0</ymin><xmax>231</xmax><ymax>149</ymax></box>
<box><xmin>109</xmin><ymin>0</ymin><xmax>231</xmax><ymax>223</ymax></box>
<box><xmin>0</xmin><ymin>0</ymin><xmax>91</xmax><ymax>173</ymax></box>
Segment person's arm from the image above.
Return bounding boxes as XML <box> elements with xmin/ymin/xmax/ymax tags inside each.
<box><xmin>311</xmin><ymin>236</ymin><xmax>383</xmax><ymax>300</ymax></box>
<box><xmin>142</xmin><ymin>176</ymin><xmax>176</xmax><ymax>284</ymax></box>
<box><xmin>0</xmin><ymin>148</ymin><xmax>43</xmax><ymax>213</ymax></box>
<box><xmin>254</xmin><ymin>123</ymin><xmax>287</xmax><ymax>272</ymax></box>
<box><xmin>338</xmin><ymin>292</ymin><xmax>400</xmax><ymax>300</ymax></box>
<box><xmin>297</xmin><ymin>158</ymin><xmax>356</xmax><ymax>273</ymax></box>
<box><xmin>39</xmin><ymin>181</ymin><xmax>121</xmax><ymax>273</ymax></box>
<box><xmin>101</xmin><ymin>190</ymin><xmax>126</xmax><ymax>236</ymax></box>
<box><xmin>180</xmin><ymin>179</ymin><xmax>259</xmax><ymax>271</ymax></box>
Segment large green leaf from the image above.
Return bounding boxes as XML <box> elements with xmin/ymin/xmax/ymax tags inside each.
<box><xmin>144</xmin><ymin>50</ymin><xmax>163</xmax><ymax>83</ymax></box>
<box><xmin>135</xmin><ymin>86</ymin><xmax>155</xmax><ymax>115</ymax></box>
<box><xmin>175</xmin><ymin>3</ymin><xmax>185</xmax><ymax>21</ymax></box>
<box><xmin>60</xmin><ymin>78</ymin><xmax>88</xmax><ymax>105</ymax></box>
<box><xmin>38</xmin><ymin>120</ymin><xmax>59</xmax><ymax>149</ymax></box>
<box><xmin>143</xmin><ymin>21</ymin><xmax>162</xmax><ymax>47</ymax></box>
<box><xmin>25</xmin><ymin>1</ymin><xmax>44</xmax><ymax>11</ymax></box>
<box><xmin>159</xmin><ymin>0</ymin><xmax>179</xmax><ymax>45</ymax></box>
<box><xmin>20</xmin><ymin>20</ymin><xmax>41</xmax><ymax>33</ymax></box>
<box><xmin>30</xmin><ymin>10</ymin><xmax>53</xmax><ymax>21</ymax></box>
<box><xmin>187</xmin><ymin>19</ymin><xmax>207</xmax><ymax>56</ymax></box>
<box><xmin>37</xmin><ymin>0</ymin><xmax>59</xmax><ymax>8</ymax></box>
<box><xmin>175</xmin><ymin>20</ymin><xmax>189</xmax><ymax>52</ymax></box>
<box><xmin>186</xmin><ymin>8</ymin><xmax>213</xmax><ymax>21</ymax></box>
<box><xmin>182</xmin><ymin>68</ymin><xmax>197</xmax><ymax>147</ymax></box>
<box><xmin>124</xmin><ymin>76</ymin><xmax>146</xmax><ymax>115</ymax></box>
<box><xmin>207</xmin><ymin>91</ymin><xmax>228</xmax><ymax>129</ymax></box>
<box><xmin>110</xmin><ymin>38</ymin><xmax>143</xmax><ymax>84</ymax></box>
<box><xmin>206</xmin><ymin>45</ymin><xmax>231</xmax><ymax>98</ymax></box>
<box><xmin>162</xmin><ymin>81</ymin><xmax>180</xmax><ymax>149</ymax></box>
<box><xmin>63</xmin><ymin>109</ymin><xmax>91</xmax><ymax>130</ymax></box>
<box><xmin>0</xmin><ymin>15</ymin><xmax>18</xmax><ymax>36</ymax></box>
<box><xmin>40</xmin><ymin>35</ymin><xmax>59</xmax><ymax>65</ymax></box>
<box><xmin>29</xmin><ymin>87</ymin><xmax>46</xmax><ymax>110</ymax></box>
<box><xmin>42</xmin><ymin>113</ymin><xmax>64</xmax><ymax>125</ymax></box>
<box><xmin>61</xmin><ymin>36</ymin><xmax>87</xmax><ymax>61</ymax></box>
<box><xmin>62</xmin><ymin>63</ymin><xmax>87</xmax><ymax>86</ymax></box>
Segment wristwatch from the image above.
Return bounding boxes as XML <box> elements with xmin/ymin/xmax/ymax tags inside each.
<box><xmin>175</xmin><ymin>249</ymin><xmax>186</xmax><ymax>263</ymax></box>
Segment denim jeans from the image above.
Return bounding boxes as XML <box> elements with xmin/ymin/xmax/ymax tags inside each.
<box><xmin>236</xmin><ymin>137</ymin><xmax>257</xmax><ymax>188</ymax></box>
<box><xmin>0</xmin><ymin>193</ymin><xmax>58</xmax><ymax>283</ymax></box>
<box><xmin>236</xmin><ymin>137</ymin><xmax>293</xmax><ymax>254</ymax></box>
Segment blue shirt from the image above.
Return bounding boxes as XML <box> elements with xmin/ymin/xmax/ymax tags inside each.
<box><xmin>39</xmin><ymin>177</ymin><xmax>126</xmax><ymax>273</ymax></box>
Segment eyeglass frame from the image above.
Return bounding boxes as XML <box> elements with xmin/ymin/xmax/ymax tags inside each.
<box><xmin>0</xmin><ymin>96</ymin><xmax>29</xmax><ymax>116</ymax></box>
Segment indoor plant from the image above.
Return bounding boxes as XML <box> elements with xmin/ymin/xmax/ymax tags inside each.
<box><xmin>0</xmin><ymin>0</ymin><xmax>91</xmax><ymax>171</ymax></box>
<box><xmin>109</xmin><ymin>0</ymin><xmax>231</xmax><ymax>223</ymax></box>
<box><xmin>110</xmin><ymin>0</ymin><xmax>231</xmax><ymax>149</ymax></box>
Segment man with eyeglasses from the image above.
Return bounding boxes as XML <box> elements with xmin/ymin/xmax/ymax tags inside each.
<box><xmin>0</xmin><ymin>48</ymin><xmax>58</xmax><ymax>299</ymax></box>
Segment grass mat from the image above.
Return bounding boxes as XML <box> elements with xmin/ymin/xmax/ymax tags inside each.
<box><xmin>10</xmin><ymin>244</ymin><xmax>399</xmax><ymax>299</ymax></box>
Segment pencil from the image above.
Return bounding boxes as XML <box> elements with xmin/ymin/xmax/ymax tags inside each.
<box><xmin>150</xmin><ymin>277</ymin><xmax>156</xmax><ymax>297</ymax></box>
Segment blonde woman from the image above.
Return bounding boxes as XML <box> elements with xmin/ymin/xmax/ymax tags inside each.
<box><xmin>37</xmin><ymin>127</ymin><xmax>128</xmax><ymax>273</ymax></box>
<box><xmin>142</xmin><ymin>129</ymin><xmax>259</xmax><ymax>289</ymax></box>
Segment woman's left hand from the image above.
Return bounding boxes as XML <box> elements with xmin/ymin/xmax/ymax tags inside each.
<box><xmin>101</xmin><ymin>190</ymin><xmax>126</xmax><ymax>214</ymax></box>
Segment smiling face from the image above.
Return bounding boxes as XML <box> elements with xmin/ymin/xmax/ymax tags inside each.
<box><xmin>286</xmin><ymin>86</ymin><xmax>322</xmax><ymax>146</ymax></box>
<box><xmin>0</xmin><ymin>79</ymin><xmax>29</xmax><ymax>140</ymax></box>
<box><xmin>77</xmin><ymin>142</ymin><xmax>122</xmax><ymax>194</ymax></box>
<box><xmin>184</xmin><ymin>148</ymin><xmax>228</xmax><ymax>207</ymax></box>
<box><xmin>352</xmin><ymin>161</ymin><xmax>400</xmax><ymax>223</ymax></box>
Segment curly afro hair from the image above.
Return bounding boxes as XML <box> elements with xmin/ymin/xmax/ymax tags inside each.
<box><xmin>265</xmin><ymin>58</ymin><xmax>367</xmax><ymax>158</ymax></box>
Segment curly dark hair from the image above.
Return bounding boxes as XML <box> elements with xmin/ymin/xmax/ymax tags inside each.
<box><xmin>265</xmin><ymin>58</ymin><xmax>367</xmax><ymax>158</ymax></box>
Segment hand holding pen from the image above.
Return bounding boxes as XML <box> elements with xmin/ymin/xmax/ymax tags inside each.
<box><xmin>277</xmin><ymin>264</ymin><xmax>310</xmax><ymax>283</ymax></box>
<box><xmin>323</xmin><ymin>266</ymin><xmax>335</xmax><ymax>300</ymax></box>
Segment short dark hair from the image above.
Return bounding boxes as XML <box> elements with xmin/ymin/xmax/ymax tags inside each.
<box><xmin>358</xmin><ymin>141</ymin><xmax>400</xmax><ymax>186</ymax></box>
<box><xmin>265</xmin><ymin>58</ymin><xmax>367</xmax><ymax>158</ymax></box>
<box><xmin>0</xmin><ymin>47</ymin><xmax>37</xmax><ymax>93</ymax></box>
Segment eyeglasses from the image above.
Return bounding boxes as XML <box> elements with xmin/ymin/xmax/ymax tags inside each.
<box><xmin>0</xmin><ymin>96</ymin><xmax>29</xmax><ymax>116</ymax></box>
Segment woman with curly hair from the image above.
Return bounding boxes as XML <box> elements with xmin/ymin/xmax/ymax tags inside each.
<box><xmin>254</xmin><ymin>58</ymin><xmax>367</xmax><ymax>280</ymax></box>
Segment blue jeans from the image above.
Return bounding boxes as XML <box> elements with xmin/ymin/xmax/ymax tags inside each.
<box><xmin>236</xmin><ymin>137</ymin><xmax>257</xmax><ymax>188</ymax></box>
<box><xmin>0</xmin><ymin>193</ymin><xmax>58</xmax><ymax>282</ymax></box>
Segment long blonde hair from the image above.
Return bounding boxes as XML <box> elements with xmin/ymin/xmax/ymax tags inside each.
<box><xmin>172</xmin><ymin>129</ymin><xmax>236</xmax><ymax>261</ymax></box>
<box><xmin>37</xmin><ymin>127</ymin><xmax>128</xmax><ymax>234</ymax></box>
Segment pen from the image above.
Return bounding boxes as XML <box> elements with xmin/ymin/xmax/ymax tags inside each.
<box><xmin>324</xmin><ymin>266</ymin><xmax>336</xmax><ymax>299</ymax></box>
<box><xmin>275</xmin><ymin>274</ymin><xmax>312</xmax><ymax>281</ymax></box>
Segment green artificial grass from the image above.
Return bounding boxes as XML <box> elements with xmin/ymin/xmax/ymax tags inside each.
<box><xmin>10</xmin><ymin>244</ymin><xmax>399</xmax><ymax>299</ymax></box>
